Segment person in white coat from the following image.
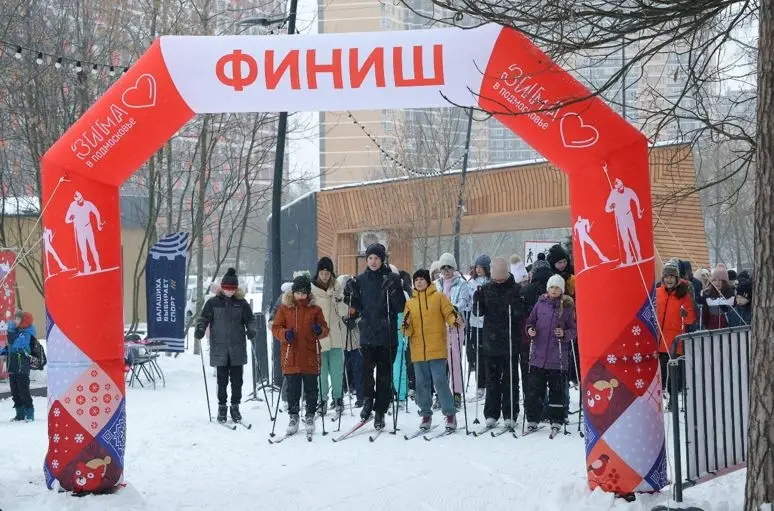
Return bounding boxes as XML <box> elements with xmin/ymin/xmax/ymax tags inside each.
<box><xmin>436</xmin><ymin>252</ymin><xmax>471</xmax><ymax>409</ymax></box>
<box><xmin>310</xmin><ymin>257</ymin><xmax>350</xmax><ymax>416</ymax></box>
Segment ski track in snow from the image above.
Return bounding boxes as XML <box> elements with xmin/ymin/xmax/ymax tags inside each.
<box><xmin>0</xmin><ymin>348</ymin><xmax>745</xmax><ymax>511</ymax></box>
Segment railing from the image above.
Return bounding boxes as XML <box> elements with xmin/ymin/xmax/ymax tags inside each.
<box><xmin>669</xmin><ymin>326</ymin><xmax>750</xmax><ymax>501</ymax></box>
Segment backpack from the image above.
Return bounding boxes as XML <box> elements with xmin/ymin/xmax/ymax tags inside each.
<box><xmin>29</xmin><ymin>335</ymin><xmax>47</xmax><ymax>370</ymax></box>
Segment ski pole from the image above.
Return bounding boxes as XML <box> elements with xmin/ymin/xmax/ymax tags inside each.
<box><xmin>199</xmin><ymin>338</ymin><xmax>212</xmax><ymax>422</ymax></box>
<box><xmin>456</xmin><ymin>324</ymin><xmax>470</xmax><ymax>435</ymax></box>
<box><xmin>270</xmin><ymin>348</ymin><xmax>290</xmax><ymax>437</ymax></box>
<box><xmin>250</xmin><ymin>339</ymin><xmax>275</xmax><ymax>421</ymax></box>
<box><xmin>316</xmin><ymin>338</ymin><xmax>327</xmax><ymax>436</ymax></box>
<box><xmin>570</xmin><ymin>337</ymin><xmax>584</xmax><ymax>437</ymax></box>
<box><xmin>474</xmin><ymin>299</ymin><xmax>481</xmax><ymax>425</ymax></box>
<box><xmin>508</xmin><ymin>304</ymin><xmax>515</xmax><ymax>430</ymax></box>
<box><xmin>558</xmin><ymin>337</ymin><xmax>570</xmax><ymax>436</ymax></box>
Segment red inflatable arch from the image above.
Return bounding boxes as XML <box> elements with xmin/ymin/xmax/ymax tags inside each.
<box><xmin>41</xmin><ymin>25</ymin><xmax>666</xmax><ymax>494</ymax></box>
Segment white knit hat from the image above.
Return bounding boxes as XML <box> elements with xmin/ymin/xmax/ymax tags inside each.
<box><xmin>438</xmin><ymin>252</ymin><xmax>457</xmax><ymax>270</ymax></box>
<box><xmin>547</xmin><ymin>274</ymin><xmax>565</xmax><ymax>293</ymax></box>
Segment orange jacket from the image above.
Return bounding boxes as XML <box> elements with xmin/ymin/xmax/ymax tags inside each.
<box><xmin>271</xmin><ymin>291</ymin><xmax>330</xmax><ymax>375</ymax></box>
<box><xmin>656</xmin><ymin>280</ymin><xmax>696</xmax><ymax>355</ymax></box>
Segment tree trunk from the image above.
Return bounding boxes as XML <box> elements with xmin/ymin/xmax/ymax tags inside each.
<box><xmin>745</xmin><ymin>2</ymin><xmax>774</xmax><ymax>508</ymax></box>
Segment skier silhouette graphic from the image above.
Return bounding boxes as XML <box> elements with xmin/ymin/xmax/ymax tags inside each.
<box><xmin>604</xmin><ymin>174</ymin><xmax>644</xmax><ymax>265</ymax></box>
<box><xmin>65</xmin><ymin>191</ymin><xmax>104</xmax><ymax>274</ymax></box>
<box><xmin>573</xmin><ymin>216</ymin><xmax>610</xmax><ymax>270</ymax></box>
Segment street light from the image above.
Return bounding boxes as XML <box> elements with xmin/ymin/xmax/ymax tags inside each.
<box><xmin>237</xmin><ymin>16</ymin><xmax>288</xmax><ymax>28</ymax></box>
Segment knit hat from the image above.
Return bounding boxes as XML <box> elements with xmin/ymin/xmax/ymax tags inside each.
<box><xmin>291</xmin><ymin>274</ymin><xmax>312</xmax><ymax>295</ymax></box>
<box><xmin>537</xmin><ymin>252</ymin><xmax>546</xmax><ymax>261</ymax></box>
<box><xmin>474</xmin><ymin>254</ymin><xmax>491</xmax><ymax>274</ymax></box>
<box><xmin>727</xmin><ymin>269</ymin><xmax>737</xmax><ymax>281</ymax></box>
<box><xmin>365</xmin><ymin>243</ymin><xmax>386</xmax><ymax>262</ymax></box>
<box><xmin>220</xmin><ymin>268</ymin><xmax>239</xmax><ymax>291</ymax></box>
<box><xmin>438</xmin><ymin>252</ymin><xmax>457</xmax><ymax>270</ymax></box>
<box><xmin>736</xmin><ymin>278</ymin><xmax>752</xmax><ymax>300</ymax></box>
<box><xmin>711</xmin><ymin>266</ymin><xmax>729</xmax><ymax>283</ymax></box>
<box><xmin>316</xmin><ymin>256</ymin><xmax>334</xmax><ymax>275</ymax></box>
<box><xmin>429</xmin><ymin>260</ymin><xmax>441</xmax><ymax>275</ymax></box>
<box><xmin>662</xmin><ymin>261</ymin><xmax>680</xmax><ymax>279</ymax></box>
<box><xmin>280</xmin><ymin>282</ymin><xmax>293</xmax><ymax>293</ymax></box>
<box><xmin>547</xmin><ymin>274</ymin><xmax>566</xmax><ymax>293</ymax></box>
<box><xmin>510</xmin><ymin>254</ymin><xmax>521</xmax><ymax>265</ymax></box>
<box><xmin>547</xmin><ymin>244</ymin><xmax>569</xmax><ymax>268</ymax></box>
<box><xmin>412</xmin><ymin>269</ymin><xmax>432</xmax><ymax>286</ymax></box>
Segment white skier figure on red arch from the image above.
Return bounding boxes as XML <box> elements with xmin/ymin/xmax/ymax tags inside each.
<box><xmin>603</xmin><ymin>165</ymin><xmax>644</xmax><ymax>266</ymax></box>
<box><xmin>65</xmin><ymin>191</ymin><xmax>104</xmax><ymax>275</ymax></box>
<box><xmin>574</xmin><ymin>216</ymin><xmax>610</xmax><ymax>271</ymax></box>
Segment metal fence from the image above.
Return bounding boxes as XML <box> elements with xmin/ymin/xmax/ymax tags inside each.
<box><xmin>669</xmin><ymin>326</ymin><xmax>750</xmax><ymax>501</ymax></box>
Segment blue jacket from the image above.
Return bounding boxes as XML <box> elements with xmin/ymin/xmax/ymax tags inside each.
<box><xmin>1</xmin><ymin>323</ymin><xmax>36</xmax><ymax>375</ymax></box>
<box><xmin>435</xmin><ymin>274</ymin><xmax>471</xmax><ymax>313</ymax></box>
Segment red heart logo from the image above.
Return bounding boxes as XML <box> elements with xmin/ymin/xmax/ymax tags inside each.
<box><xmin>560</xmin><ymin>113</ymin><xmax>599</xmax><ymax>148</ymax></box>
<box><xmin>121</xmin><ymin>74</ymin><xmax>156</xmax><ymax>109</ymax></box>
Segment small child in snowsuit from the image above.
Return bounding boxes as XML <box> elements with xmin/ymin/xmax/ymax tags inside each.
<box><xmin>1</xmin><ymin>310</ymin><xmax>37</xmax><ymax>421</ymax></box>
<box><xmin>271</xmin><ymin>275</ymin><xmax>330</xmax><ymax>436</ymax></box>
<box><xmin>525</xmin><ymin>274</ymin><xmax>576</xmax><ymax>435</ymax></box>
<box><xmin>401</xmin><ymin>269</ymin><xmax>462</xmax><ymax>431</ymax></box>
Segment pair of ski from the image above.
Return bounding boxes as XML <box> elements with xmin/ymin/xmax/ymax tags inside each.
<box><xmin>331</xmin><ymin>417</ymin><xmax>378</xmax><ymax>442</ymax></box>
<box><xmin>267</xmin><ymin>427</ymin><xmax>316</xmax><ymax>444</ymax></box>
<box><xmin>403</xmin><ymin>425</ymin><xmax>456</xmax><ymax>441</ymax></box>
<box><xmin>215</xmin><ymin>420</ymin><xmax>252</xmax><ymax>431</ymax></box>
<box><xmin>470</xmin><ymin>424</ymin><xmax>548</xmax><ymax>438</ymax></box>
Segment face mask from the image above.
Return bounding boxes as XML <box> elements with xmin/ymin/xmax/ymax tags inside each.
<box><xmin>223</xmin><ymin>290</ymin><xmax>236</xmax><ymax>298</ymax></box>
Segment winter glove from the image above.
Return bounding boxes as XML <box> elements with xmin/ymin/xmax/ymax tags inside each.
<box><xmin>285</xmin><ymin>330</ymin><xmax>296</xmax><ymax>344</ymax></box>
<box><xmin>554</xmin><ymin>327</ymin><xmax>564</xmax><ymax>338</ymax></box>
<box><xmin>312</xmin><ymin>324</ymin><xmax>323</xmax><ymax>336</ymax></box>
<box><xmin>527</xmin><ymin>327</ymin><xmax>537</xmax><ymax>338</ymax></box>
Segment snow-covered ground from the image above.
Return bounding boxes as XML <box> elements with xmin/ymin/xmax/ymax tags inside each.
<box><xmin>0</xmin><ymin>344</ymin><xmax>745</xmax><ymax>510</ymax></box>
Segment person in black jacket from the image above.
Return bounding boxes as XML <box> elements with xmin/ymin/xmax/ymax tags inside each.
<box><xmin>195</xmin><ymin>268</ymin><xmax>258</xmax><ymax>424</ymax></box>
<box><xmin>348</xmin><ymin>243</ymin><xmax>406</xmax><ymax>430</ymax></box>
<box><xmin>472</xmin><ymin>257</ymin><xmax>525</xmax><ymax>430</ymax></box>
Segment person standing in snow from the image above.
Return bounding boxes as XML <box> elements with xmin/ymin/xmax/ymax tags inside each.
<box><xmin>402</xmin><ymin>269</ymin><xmax>462</xmax><ymax>431</ymax></box>
<box><xmin>519</xmin><ymin>260</ymin><xmax>553</xmax><ymax>401</ymax></box>
<box><xmin>1</xmin><ymin>310</ymin><xmax>36</xmax><ymax>421</ymax></box>
<box><xmin>349</xmin><ymin>243</ymin><xmax>406</xmax><ymax>430</ymax></box>
<box><xmin>525</xmin><ymin>275</ymin><xmax>577</xmax><ymax>436</ymax></box>
<box><xmin>655</xmin><ymin>261</ymin><xmax>695</xmax><ymax>410</ymax></box>
<box><xmin>310</xmin><ymin>257</ymin><xmax>349</xmax><ymax>418</ymax></box>
<box><xmin>547</xmin><ymin>244</ymin><xmax>576</xmax><ymax>297</ymax></box>
<box><xmin>435</xmin><ymin>252</ymin><xmax>471</xmax><ymax>409</ymax></box>
<box><xmin>473</xmin><ymin>257</ymin><xmax>525</xmax><ymax>430</ymax></box>
<box><xmin>467</xmin><ymin>254</ymin><xmax>491</xmax><ymax>398</ymax></box>
<box><xmin>195</xmin><ymin>268</ymin><xmax>257</xmax><ymax>424</ymax></box>
<box><xmin>339</xmin><ymin>274</ymin><xmax>364</xmax><ymax>407</ymax></box>
<box><xmin>272</xmin><ymin>275</ymin><xmax>330</xmax><ymax>435</ymax></box>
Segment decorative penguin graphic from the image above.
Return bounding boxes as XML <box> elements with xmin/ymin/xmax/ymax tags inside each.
<box><xmin>73</xmin><ymin>456</ymin><xmax>111</xmax><ymax>492</ymax></box>
<box><xmin>586</xmin><ymin>378</ymin><xmax>619</xmax><ymax>415</ymax></box>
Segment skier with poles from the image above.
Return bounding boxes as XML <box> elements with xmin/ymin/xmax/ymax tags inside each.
<box><xmin>271</xmin><ymin>275</ymin><xmax>330</xmax><ymax>439</ymax></box>
<box><xmin>338</xmin><ymin>275</ymin><xmax>363</xmax><ymax>409</ymax></box>
<box><xmin>194</xmin><ymin>268</ymin><xmax>257</xmax><ymax>427</ymax></box>
<box><xmin>310</xmin><ymin>257</ymin><xmax>349</xmax><ymax>419</ymax></box>
<box><xmin>472</xmin><ymin>257</ymin><xmax>525</xmax><ymax>435</ymax></box>
<box><xmin>349</xmin><ymin>243</ymin><xmax>406</xmax><ymax>432</ymax></box>
<box><xmin>435</xmin><ymin>253</ymin><xmax>471</xmax><ymax>410</ymax></box>
<box><xmin>525</xmin><ymin>275</ymin><xmax>577</xmax><ymax>438</ymax></box>
<box><xmin>467</xmin><ymin>254</ymin><xmax>490</xmax><ymax>403</ymax></box>
<box><xmin>401</xmin><ymin>269</ymin><xmax>462</xmax><ymax>439</ymax></box>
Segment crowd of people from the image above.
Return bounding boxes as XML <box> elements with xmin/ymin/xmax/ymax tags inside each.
<box><xmin>187</xmin><ymin>242</ymin><xmax>754</xmax><ymax>437</ymax></box>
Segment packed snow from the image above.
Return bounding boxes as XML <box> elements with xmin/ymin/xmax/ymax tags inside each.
<box><xmin>0</xmin><ymin>339</ymin><xmax>745</xmax><ymax>510</ymax></box>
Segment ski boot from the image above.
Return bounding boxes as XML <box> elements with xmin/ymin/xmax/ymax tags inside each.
<box><xmin>286</xmin><ymin>414</ymin><xmax>300</xmax><ymax>435</ymax></box>
<box><xmin>230</xmin><ymin>404</ymin><xmax>242</xmax><ymax>423</ymax></box>
<box><xmin>485</xmin><ymin>417</ymin><xmax>497</xmax><ymax>428</ymax></box>
<box><xmin>24</xmin><ymin>408</ymin><xmax>34</xmax><ymax>422</ymax></box>
<box><xmin>374</xmin><ymin>411</ymin><xmax>386</xmax><ymax>430</ymax></box>
<box><xmin>360</xmin><ymin>398</ymin><xmax>374</xmax><ymax>421</ymax></box>
<box><xmin>419</xmin><ymin>415</ymin><xmax>432</xmax><ymax>431</ymax></box>
<box><xmin>10</xmin><ymin>407</ymin><xmax>24</xmax><ymax>422</ymax></box>
<box><xmin>216</xmin><ymin>405</ymin><xmax>228</xmax><ymax>424</ymax></box>
<box><xmin>445</xmin><ymin>415</ymin><xmax>457</xmax><ymax>431</ymax></box>
<box><xmin>304</xmin><ymin>414</ymin><xmax>315</xmax><ymax>434</ymax></box>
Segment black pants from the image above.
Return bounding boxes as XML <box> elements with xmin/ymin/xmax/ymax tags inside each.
<box><xmin>216</xmin><ymin>365</ymin><xmax>244</xmax><ymax>406</ymax></box>
<box><xmin>467</xmin><ymin>327</ymin><xmax>486</xmax><ymax>389</ymax></box>
<box><xmin>526</xmin><ymin>367</ymin><xmax>564</xmax><ymax>424</ymax></box>
<box><xmin>286</xmin><ymin>374</ymin><xmax>319</xmax><ymax>416</ymax></box>
<box><xmin>660</xmin><ymin>353</ymin><xmax>684</xmax><ymax>395</ymax></box>
<box><xmin>484</xmin><ymin>353</ymin><xmax>520</xmax><ymax>421</ymax></box>
<box><xmin>362</xmin><ymin>344</ymin><xmax>397</xmax><ymax>414</ymax></box>
<box><xmin>10</xmin><ymin>373</ymin><xmax>32</xmax><ymax>409</ymax></box>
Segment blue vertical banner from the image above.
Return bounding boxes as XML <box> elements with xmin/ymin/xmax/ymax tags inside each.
<box><xmin>145</xmin><ymin>232</ymin><xmax>190</xmax><ymax>352</ymax></box>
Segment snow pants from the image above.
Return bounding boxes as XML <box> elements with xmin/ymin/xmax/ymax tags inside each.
<box><xmin>10</xmin><ymin>373</ymin><xmax>32</xmax><ymax>410</ymax></box>
<box><xmin>393</xmin><ymin>333</ymin><xmax>408</xmax><ymax>401</ymax></box>
<box><xmin>362</xmin><ymin>343</ymin><xmax>397</xmax><ymax>414</ymax></box>
<box><xmin>320</xmin><ymin>348</ymin><xmax>344</xmax><ymax>402</ymax></box>
<box><xmin>484</xmin><ymin>353</ymin><xmax>520</xmax><ymax>422</ymax></box>
<box><xmin>447</xmin><ymin>324</ymin><xmax>464</xmax><ymax>394</ymax></box>
<box><xmin>286</xmin><ymin>373</ymin><xmax>319</xmax><ymax>416</ymax></box>
<box><xmin>344</xmin><ymin>349</ymin><xmax>363</xmax><ymax>401</ymax></box>
<box><xmin>526</xmin><ymin>367</ymin><xmax>564</xmax><ymax>425</ymax></box>
<box><xmin>216</xmin><ymin>364</ymin><xmax>244</xmax><ymax>406</ymax></box>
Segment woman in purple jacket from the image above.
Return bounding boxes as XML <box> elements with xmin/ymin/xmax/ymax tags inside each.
<box><xmin>525</xmin><ymin>274</ymin><xmax>577</xmax><ymax>435</ymax></box>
